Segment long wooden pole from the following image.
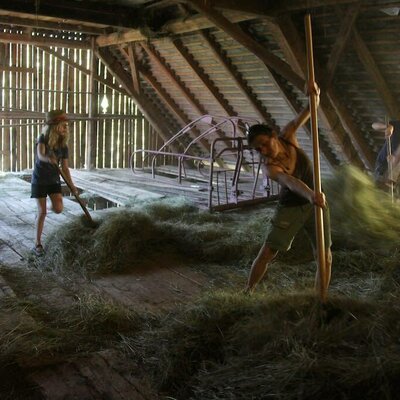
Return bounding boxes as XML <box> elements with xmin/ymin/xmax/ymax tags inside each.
<box><xmin>304</xmin><ymin>14</ymin><xmax>327</xmax><ymax>302</ymax></box>
<box><xmin>385</xmin><ymin>116</ymin><xmax>394</xmax><ymax>203</ymax></box>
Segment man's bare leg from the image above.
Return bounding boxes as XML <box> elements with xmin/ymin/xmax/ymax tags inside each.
<box><xmin>246</xmin><ymin>243</ymin><xmax>278</xmax><ymax>293</ymax></box>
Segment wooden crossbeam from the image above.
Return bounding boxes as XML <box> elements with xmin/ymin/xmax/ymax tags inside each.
<box><xmin>0</xmin><ymin>14</ymin><xmax>106</xmax><ymax>35</ymax></box>
<box><xmin>188</xmin><ymin>0</ymin><xmax>359</xmax><ymax>16</ymax></box>
<box><xmin>0</xmin><ymin>66</ymin><xmax>35</xmax><ymax>73</ymax></box>
<box><xmin>0</xmin><ymin>32</ymin><xmax>90</xmax><ymax>49</ymax></box>
<box><xmin>322</xmin><ymin>4</ymin><xmax>360</xmax><ymax>89</ymax></box>
<box><xmin>276</xmin><ymin>16</ymin><xmax>370</xmax><ymax>170</ymax></box>
<box><xmin>96</xmin><ymin>47</ymin><xmax>180</xmax><ymax>151</ymax></box>
<box><xmin>96</xmin><ymin>11</ymin><xmax>256</xmax><ymax>47</ymax></box>
<box><xmin>0</xmin><ymin>0</ymin><xmax>141</xmax><ymax>29</ymax></box>
<box><xmin>197</xmin><ymin>0</ymin><xmax>400</xmax><ymax>16</ymax></box>
<box><xmin>200</xmin><ymin>30</ymin><xmax>279</xmax><ymax>130</ymax></box>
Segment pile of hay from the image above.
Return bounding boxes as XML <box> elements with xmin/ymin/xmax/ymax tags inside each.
<box><xmin>325</xmin><ymin>165</ymin><xmax>400</xmax><ymax>250</ymax></box>
<box><xmin>38</xmin><ymin>198</ymin><xmax>272</xmax><ymax>276</ymax></box>
<box><xmin>37</xmin><ymin>166</ymin><xmax>400</xmax><ymax>276</ymax></box>
<box><xmin>129</xmin><ymin>290</ymin><xmax>400</xmax><ymax>400</ymax></box>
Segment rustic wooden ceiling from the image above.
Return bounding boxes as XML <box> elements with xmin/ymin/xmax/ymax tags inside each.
<box><xmin>1</xmin><ymin>0</ymin><xmax>400</xmax><ymax>173</ymax></box>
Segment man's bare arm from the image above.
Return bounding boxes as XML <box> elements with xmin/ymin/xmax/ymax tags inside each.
<box><xmin>281</xmin><ymin>83</ymin><xmax>320</xmax><ymax>146</ymax></box>
<box><xmin>266</xmin><ymin>164</ymin><xmax>325</xmax><ymax>207</ymax></box>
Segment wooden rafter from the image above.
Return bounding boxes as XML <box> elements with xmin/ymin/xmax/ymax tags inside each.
<box><xmin>200</xmin><ymin>30</ymin><xmax>278</xmax><ymax>130</ymax></box>
<box><xmin>140</xmin><ymin>42</ymin><xmax>207</xmax><ymax>116</ymax></box>
<box><xmin>96</xmin><ymin>11</ymin><xmax>256</xmax><ymax>47</ymax></box>
<box><xmin>139</xmin><ymin>66</ymin><xmax>213</xmax><ymax>152</ymax></box>
<box><xmin>348</xmin><ymin>24</ymin><xmax>400</xmax><ymax>118</ymax></box>
<box><xmin>37</xmin><ymin>47</ymin><xmax>129</xmax><ymax>96</ymax></box>
<box><xmin>322</xmin><ymin>3</ymin><xmax>360</xmax><ymax>89</ymax></box>
<box><xmin>96</xmin><ymin>47</ymin><xmax>180</xmax><ymax>152</ymax></box>
<box><xmin>172</xmin><ymin>37</ymin><xmax>236</xmax><ymax>117</ymax></box>
<box><xmin>275</xmin><ymin>16</ymin><xmax>370</xmax><ymax>170</ymax></box>
<box><xmin>140</xmin><ymin>67</ymin><xmax>192</xmax><ymax>127</ymax></box>
<box><xmin>187</xmin><ymin>0</ymin><xmax>305</xmax><ymax>91</ymax></box>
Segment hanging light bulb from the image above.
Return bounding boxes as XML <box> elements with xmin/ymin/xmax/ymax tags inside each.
<box><xmin>100</xmin><ymin>94</ymin><xmax>109</xmax><ymax>114</ymax></box>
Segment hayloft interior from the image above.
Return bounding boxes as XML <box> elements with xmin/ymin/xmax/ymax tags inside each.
<box><xmin>0</xmin><ymin>1</ymin><xmax>400</xmax><ymax>399</ymax></box>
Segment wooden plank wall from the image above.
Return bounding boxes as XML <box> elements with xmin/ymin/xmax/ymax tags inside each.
<box><xmin>0</xmin><ymin>40</ymin><xmax>162</xmax><ymax>172</ymax></box>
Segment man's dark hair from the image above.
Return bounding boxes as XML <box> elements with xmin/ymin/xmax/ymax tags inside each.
<box><xmin>247</xmin><ymin>124</ymin><xmax>275</xmax><ymax>144</ymax></box>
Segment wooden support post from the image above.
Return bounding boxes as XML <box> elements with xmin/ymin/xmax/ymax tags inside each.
<box><xmin>305</xmin><ymin>14</ymin><xmax>327</xmax><ymax>303</ymax></box>
<box><xmin>126</xmin><ymin>43</ymin><xmax>141</xmax><ymax>94</ymax></box>
<box><xmin>86</xmin><ymin>37</ymin><xmax>97</xmax><ymax>170</ymax></box>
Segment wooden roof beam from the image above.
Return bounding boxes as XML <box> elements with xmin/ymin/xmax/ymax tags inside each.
<box><xmin>322</xmin><ymin>3</ymin><xmax>360</xmax><ymax>89</ymax></box>
<box><xmin>187</xmin><ymin>0</ymin><xmax>305</xmax><ymax>91</ymax></box>
<box><xmin>0</xmin><ymin>32</ymin><xmax>90</xmax><ymax>49</ymax></box>
<box><xmin>0</xmin><ymin>15</ymin><xmax>106</xmax><ymax>35</ymax></box>
<box><xmin>0</xmin><ymin>0</ymin><xmax>141</xmax><ymax>29</ymax></box>
<box><xmin>200</xmin><ymin>30</ymin><xmax>278</xmax><ymax>130</ymax></box>
<box><xmin>349</xmin><ymin>24</ymin><xmax>400</xmax><ymax>119</ymax></box>
<box><xmin>96</xmin><ymin>47</ymin><xmax>180</xmax><ymax>152</ymax></box>
<box><xmin>96</xmin><ymin>11</ymin><xmax>256</xmax><ymax>47</ymax></box>
<box><xmin>192</xmin><ymin>0</ymin><xmax>400</xmax><ymax>15</ymax></box>
<box><xmin>185</xmin><ymin>0</ymin><xmax>359</xmax><ymax>16</ymax></box>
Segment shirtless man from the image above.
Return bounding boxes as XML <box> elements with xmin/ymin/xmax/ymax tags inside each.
<box><xmin>245</xmin><ymin>86</ymin><xmax>332</xmax><ymax>297</ymax></box>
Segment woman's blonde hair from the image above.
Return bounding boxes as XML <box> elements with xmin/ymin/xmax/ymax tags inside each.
<box><xmin>43</xmin><ymin>123</ymin><xmax>69</xmax><ymax>149</ymax></box>
<box><xmin>43</xmin><ymin>110</ymin><xmax>69</xmax><ymax>149</ymax></box>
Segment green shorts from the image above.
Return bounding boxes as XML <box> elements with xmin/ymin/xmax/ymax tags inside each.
<box><xmin>266</xmin><ymin>202</ymin><xmax>332</xmax><ymax>252</ymax></box>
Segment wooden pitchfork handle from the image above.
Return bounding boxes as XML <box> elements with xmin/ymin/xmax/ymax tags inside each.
<box><xmin>305</xmin><ymin>14</ymin><xmax>327</xmax><ymax>303</ymax></box>
<box><xmin>57</xmin><ymin>165</ymin><xmax>95</xmax><ymax>225</ymax></box>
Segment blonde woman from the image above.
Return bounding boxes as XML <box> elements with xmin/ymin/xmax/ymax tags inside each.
<box><xmin>31</xmin><ymin>110</ymin><xmax>78</xmax><ymax>256</ymax></box>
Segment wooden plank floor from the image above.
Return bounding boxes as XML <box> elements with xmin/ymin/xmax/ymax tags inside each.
<box><xmin>0</xmin><ymin>170</ymin><xmax>209</xmax><ymax>399</ymax></box>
